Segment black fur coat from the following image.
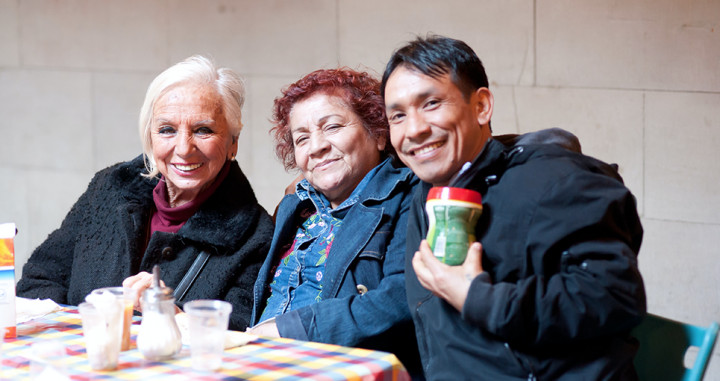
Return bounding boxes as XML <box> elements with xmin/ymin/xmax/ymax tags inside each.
<box><xmin>17</xmin><ymin>155</ymin><xmax>273</xmax><ymax>330</ymax></box>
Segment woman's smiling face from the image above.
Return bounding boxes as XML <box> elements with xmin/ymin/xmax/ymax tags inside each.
<box><xmin>150</xmin><ymin>83</ymin><xmax>237</xmax><ymax>206</ymax></box>
<box><xmin>290</xmin><ymin>92</ymin><xmax>385</xmax><ymax>208</ymax></box>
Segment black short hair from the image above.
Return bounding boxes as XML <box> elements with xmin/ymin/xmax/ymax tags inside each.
<box><xmin>381</xmin><ymin>35</ymin><xmax>489</xmax><ymax>101</ymax></box>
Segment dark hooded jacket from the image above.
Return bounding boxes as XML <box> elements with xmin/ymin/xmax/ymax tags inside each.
<box><xmin>406</xmin><ymin>137</ymin><xmax>645</xmax><ymax>380</ymax></box>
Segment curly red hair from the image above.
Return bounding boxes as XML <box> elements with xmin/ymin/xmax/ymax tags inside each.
<box><xmin>271</xmin><ymin>68</ymin><xmax>392</xmax><ymax>171</ymax></box>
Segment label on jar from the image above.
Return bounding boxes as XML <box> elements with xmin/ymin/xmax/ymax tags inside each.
<box><xmin>426</xmin><ymin>199</ymin><xmax>482</xmax><ymax>266</ymax></box>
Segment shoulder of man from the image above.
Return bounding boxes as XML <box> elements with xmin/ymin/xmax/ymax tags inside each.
<box><xmin>495</xmin><ymin>127</ymin><xmax>582</xmax><ymax>153</ymax></box>
<box><xmin>510</xmin><ymin>142</ymin><xmax>624</xmax><ymax>185</ymax></box>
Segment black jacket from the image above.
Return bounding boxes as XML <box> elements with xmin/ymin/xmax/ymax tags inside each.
<box><xmin>17</xmin><ymin>155</ymin><xmax>273</xmax><ymax>330</ymax></box>
<box><xmin>406</xmin><ymin>138</ymin><xmax>646</xmax><ymax>380</ymax></box>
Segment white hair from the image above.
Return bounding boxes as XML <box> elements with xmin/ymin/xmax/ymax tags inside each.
<box><xmin>138</xmin><ymin>55</ymin><xmax>245</xmax><ymax>177</ymax></box>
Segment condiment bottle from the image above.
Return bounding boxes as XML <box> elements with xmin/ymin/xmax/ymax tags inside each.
<box><xmin>137</xmin><ymin>265</ymin><xmax>182</xmax><ymax>361</ymax></box>
<box><xmin>425</xmin><ymin>187</ymin><xmax>483</xmax><ymax>265</ymax></box>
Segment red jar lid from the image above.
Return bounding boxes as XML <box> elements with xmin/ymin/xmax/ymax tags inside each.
<box><xmin>427</xmin><ymin>187</ymin><xmax>482</xmax><ymax>204</ymax></box>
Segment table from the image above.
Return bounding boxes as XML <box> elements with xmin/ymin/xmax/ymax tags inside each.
<box><xmin>1</xmin><ymin>307</ymin><xmax>410</xmax><ymax>380</ymax></box>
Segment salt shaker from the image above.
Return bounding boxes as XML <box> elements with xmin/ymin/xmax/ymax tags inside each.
<box><xmin>137</xmin><ymin>265</ymin><xmax>182</xmax><ymax>361</ymax></box>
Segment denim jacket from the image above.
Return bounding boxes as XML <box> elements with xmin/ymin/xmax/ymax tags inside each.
<box><xmin>251</xmin><ymin>158</ymin><xmax>422</xmax><ymax>373</ymax></box>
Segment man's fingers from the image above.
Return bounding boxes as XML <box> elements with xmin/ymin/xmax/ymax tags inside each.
<box><xmin>412</xmin><ymin>250</ymin><xmax>435</xmax><ymax>291</ymax></box>
<box><xmin>412</xmin><ymin>251</ymin><xmax>428</xmax><ymax>277</ymax></box>
<box><xmin>418</xmin><ymin>240</ymin><xmax>435</xmax><ymax>261</ymax></box>
<box><xmin>463</xmin><ymin>242</ymin><xmax>482</xmax><ymax>270</ymax></box>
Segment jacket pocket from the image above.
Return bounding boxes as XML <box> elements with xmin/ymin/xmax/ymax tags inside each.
<box><xmin>358</xmin><ymin>230</ymin><xmax>388</xmax><ymax>261</ymax></box>
<box><xmin>348</xmin><ymin>230</ymin><xmax>389</xmax><ymax>290</ymax></box>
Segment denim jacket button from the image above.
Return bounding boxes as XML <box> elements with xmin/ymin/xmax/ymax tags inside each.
<box><xmin>356</xmin><ymin>284</ymin><xmax>368</xmax><ymax>295</ymax></box>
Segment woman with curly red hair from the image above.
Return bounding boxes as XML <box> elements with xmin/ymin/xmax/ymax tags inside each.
<box><xmin>248</xmin><ymin>68</ymin><xmax>422</xmax><ymax>377</ymax></box>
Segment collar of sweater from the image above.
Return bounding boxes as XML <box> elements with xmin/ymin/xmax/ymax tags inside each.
<box><xmin>111</xmin><ymin>155</ymin><xmax>263</xmax><ymax>251</ymax></box>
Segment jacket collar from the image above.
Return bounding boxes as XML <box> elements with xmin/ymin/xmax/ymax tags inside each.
<box><xmin>449</xmin><ymin>133</ymin><xmax>598</xmax><ymax>194</ymax></box>
<box><xmin>181</xmin><ymin>160</ymin><xmax>263</xmax><ymax>251</ymax></box>
<box><xmin>450</xmin><ymin>138</ymin><xmax>511</xmax><ymax>194</ymax></box>
<box><xmin>113</xmin><ymin>155</ymin><xmax>158</xmax><ymax>205</ymax></box>
<box><xmin>112</xmin><ymin>155</ymin><xmax>264</xmax><ymax>252</ymax></box>
<box><xmin>356</xmin><ymin>157</ymin><xmax>415</xmax><ymax>204</ymax></box>
<box><xmin>273</xmin><ymin>157</ymin><xmax>414</xmax><ymax>244</ymax></box>
<box><xmin>292</xmin><ymin>156</ymin><xmax>414</xmax><ymax>208</ymax></box>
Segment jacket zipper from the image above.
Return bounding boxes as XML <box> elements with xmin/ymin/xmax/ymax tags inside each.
<box><xmin>414</xmin><ymin>294</ymin><xmax>433</xmax><ymax>375</ymax></box>
<box><xmin>504</xmin><ymin>342</ymin><xmax>536</xmax><ymax>380</ymax></box>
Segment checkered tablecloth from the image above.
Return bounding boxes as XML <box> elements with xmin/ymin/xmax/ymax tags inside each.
<box><xmin>1</xmin><ymin>308</ymin><xmax>410</xmax><ymax>380</ymax></box>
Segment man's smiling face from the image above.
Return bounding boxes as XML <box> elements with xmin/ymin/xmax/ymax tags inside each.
<box><xmin>384</xmin><ymin>66</ymin><xmax>491</xmax><ymax>186</ymax></box>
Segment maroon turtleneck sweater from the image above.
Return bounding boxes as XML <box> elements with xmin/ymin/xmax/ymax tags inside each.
<box><xmin>150</xmin><ymin>161</ymin><xmax>231</xmax><ymax>234</ymax></box>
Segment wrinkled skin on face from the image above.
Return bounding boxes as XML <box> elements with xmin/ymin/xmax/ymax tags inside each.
<box><xmin>150</xmin><ymin>83</ymin><xmax>238</xmax><ymax>207</ymax></box>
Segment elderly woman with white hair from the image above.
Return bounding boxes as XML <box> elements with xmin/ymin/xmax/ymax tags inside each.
<box><xmin>17</xmin><ymin>56</ymin><xmax>273</xmax><ymax>330</ymax></box>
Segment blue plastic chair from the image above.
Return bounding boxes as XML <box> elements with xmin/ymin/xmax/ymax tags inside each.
<box><xmin>632</xmin><ymin>313</ymin><xmax>719</xmax><ymax>381</ymax></box>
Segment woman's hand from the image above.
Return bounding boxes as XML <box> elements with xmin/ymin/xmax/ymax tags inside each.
<box><xmin>246</xmin><ymin>320</ymin><xmax>280</xmax><ymax>337</ymax></box>
<box><xmin>122</xmin><ymin>271</ymin><xmax>165</xmax><ymax>312</ymax></box>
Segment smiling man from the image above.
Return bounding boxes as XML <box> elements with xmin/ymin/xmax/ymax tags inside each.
<box><xmin>381</xmin><ymin>35</ymin><xmax>646</xmax><ymax>380</ymax></box>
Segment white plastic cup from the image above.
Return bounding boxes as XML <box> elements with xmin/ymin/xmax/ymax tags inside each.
<box><xmin>183</xmin><ymin>300</ymin><xmax>232</xmax><ymax>371</ymax></box>
<box><xmin>88</xmin><ymin>287</ymin><xmax>137</xmax><ymax>351</ymax></box>
<box><xmin>78</xmin><ymin>301</ymin><xmax>122</xmax><ymax>370</ymax></box>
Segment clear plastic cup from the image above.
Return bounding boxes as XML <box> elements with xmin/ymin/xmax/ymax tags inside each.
<box><xmin>78</xmin><ymin>300</ymin><xmax>122</xmax><ymax>370</ymax></box>
<box><xmin>88</xmin><ymin>287</ymin><xmax>137</xmax><ymax>351</ymax></box>
<box><xmin>183</xmin><ymin>300</ymin><xmax>232</xmax><ymax>371</ymax></box>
